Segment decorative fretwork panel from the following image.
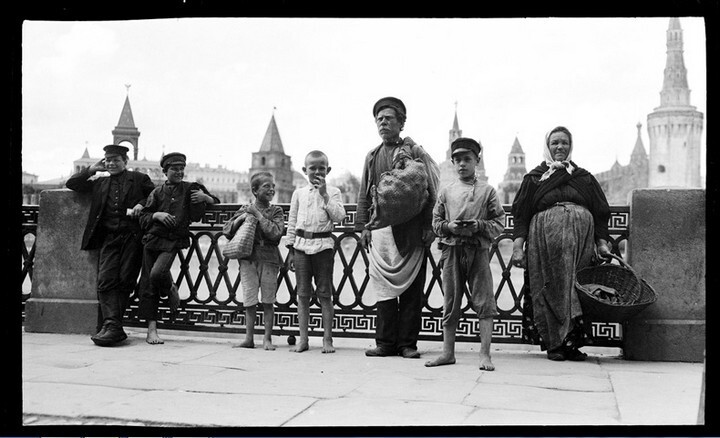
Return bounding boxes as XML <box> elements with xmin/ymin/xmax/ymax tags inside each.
<box><xmin>21</xmin><ymin>203</ymin><xmax>628</xmax><ymax>347</ymax></box>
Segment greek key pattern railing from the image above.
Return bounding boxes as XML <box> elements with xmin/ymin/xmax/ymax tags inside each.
<box><xmin>21</xmin><ymin>204</ymin><xmax>629</xmax><ymax>346</ymax></box>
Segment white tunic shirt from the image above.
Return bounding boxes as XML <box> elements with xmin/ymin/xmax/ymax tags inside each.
<box><xmin>284</xmin><ymin>184</ymin><xmax>346</xmax><ymax>254</ymax></box>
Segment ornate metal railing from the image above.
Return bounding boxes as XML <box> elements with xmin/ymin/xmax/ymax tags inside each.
<box><xmin>21</xmin><ymin>203</ymin><xmax>629</xmax><ymax>346</ymax></box>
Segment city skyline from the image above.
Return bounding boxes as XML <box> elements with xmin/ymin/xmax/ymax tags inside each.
<box><xmin>21</xmin><ymin>17</ymin><xmax>707</xmax><ymax>188</ymax></box>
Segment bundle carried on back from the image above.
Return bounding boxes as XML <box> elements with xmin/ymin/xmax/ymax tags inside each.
<box><xmin>366</xmin><ymin>142</ymin><xmax>431</xmax><ymax>230</ymax></box>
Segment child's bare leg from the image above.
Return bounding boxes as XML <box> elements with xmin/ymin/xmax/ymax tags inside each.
<box><xmin>319</xmin><ymin>295</ymin><xmax>335</xmax><ymax>353</ymax></box>
<box><xmin>478</xmin><ymin>317</ymin><xmax>494</xmax><ymax>371</ymax></box>
<box><xmin>146</xmin><ymin>320</ymin><xmax>164</xmax><ymax>345</ymax></box>
<box><xmin>234</xmin><ymin>305</ymin><xmax>256</xmax><ymax>348</ymax></box>
<box><xmin>262</xmin><ymin>303</ymin><xmax>276</xmax><ymax>350</ymax></box>
<box><xmin>291</xmin><ymin>296</ymin><xmax>310</xmax><ymax>353</ymax></box>
<box><xmin>425</xmin><ymin>325</ymin><xmax>456</xmax><ymax>367</ymax></box>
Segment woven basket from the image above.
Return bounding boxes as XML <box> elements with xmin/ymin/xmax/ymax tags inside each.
<box><xmin>366</xmin><ymin>155</ymin><xmax>429</xmax><ymax>230</ymax></box>
<box><xmin>576</xmin><ymin>254</ymin><xmax>657</xmax><ymax>323</ymax></box>
<box><xmin>222</xmin><ymin>215</ymin><xmax>257</xmax><ymax>260</ymax></box>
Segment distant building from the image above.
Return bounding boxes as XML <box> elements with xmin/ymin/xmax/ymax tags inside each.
<box><xmin>647</xmin><ymin>17</ymin><xmax>704</xmax><ymax>188</ymax></box>
<box><xmin>248</xmin><ymin>113</ymin><xmax>295</xmax><ymax>203</ymax></box>
<box><xmin>497</xmin><ymin>137</ymin><xmax>527</xmax><ymax>205</ymax></box>
<box><xmin>69</xmin><ymin>91</ymin><xmax>246</xmax><ymax>203</ymax></box>
<box><xmin>22</xmin><ymin>171</ymin><xmax>38</xmax><ymax>186</ymax></box>
<box><xmin>593</xmin><ymin>17</ymin><xmax>703</xmax><ymax>203</ymax></box>
<box><xmin>595</xmin><ymin>123</ymin><xmax>649</xmax><ymax>204</ymax></box>
<box><xmin>438</xmin><ymin>106</ymin><xmax>487</xmax><ymax>190</ymax></box>
<box><xmin>112</xmin><ymin>94</ymin><xmax>141</xmax><ymax>160</ymax></box>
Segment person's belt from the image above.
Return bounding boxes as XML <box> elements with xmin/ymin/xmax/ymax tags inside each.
<box><xmin>296</xmin><ymin>229</ymin><xmax>332</xmax><ymax>239</ymax></box>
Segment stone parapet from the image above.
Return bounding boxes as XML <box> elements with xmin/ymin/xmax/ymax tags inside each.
<box><xmin>623</xmin><ymin>188</ymin><xmax>705</xmax><ymax>362</ymax></box>
<box><xmin>24</xmin><ymin>189</ymin><xmax>99</xmax><ymax>334</ymax></box>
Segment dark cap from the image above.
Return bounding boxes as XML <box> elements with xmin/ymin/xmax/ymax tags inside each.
<box><xmin>373</xmin><ymin>96</ymin><xmax>406</xmax><ymax>118</ymax></box>
<box><xmin>450</xmin><ymin>137</ymin><xmax>481</xmax><ymax>158</ymax></box>
<box><xmin>103</xmin><ymin>144</ymin><xmax>129</xmax><ymax>157</ymax></box>
<box><xmin>161</xmin><ymin>152</ymin><xmax>187</xmax><ymax>170</ymax></box>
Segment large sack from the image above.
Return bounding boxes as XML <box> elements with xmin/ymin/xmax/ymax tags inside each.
<box><xmin>366</xmin><ymin>151</ymin><xmax>429</xmax><ymax>230</ymax></box>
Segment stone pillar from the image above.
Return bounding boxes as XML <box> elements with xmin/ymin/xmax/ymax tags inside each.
<box><xmin>24</xmin><ymin>189</ymin><xmax>99</xmax><ymax>334</ymax></box>
<box><xmin>623</xmin><ymin>188</ymin><xmax>705</xmax><ymax>362</ymax></box>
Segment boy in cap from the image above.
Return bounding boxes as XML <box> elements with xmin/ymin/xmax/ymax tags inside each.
<box><xmin>66</xmin><ymin>144</ymin><xmax>156</xmax><ymax>346</ymax></box>
<box><xmin>285</xmin><ymin>150</ymin><xmax>346</xmax><ymax>353</ymax></box>
<box><xmin>138</xmin><ymin>152</ymin><xmax>220</xmax><ymax>344</ymax></box>
<box><xmin>425</xmin><ymin>137</ymin><xmax>505</xmax><ymax>370</ymax></box>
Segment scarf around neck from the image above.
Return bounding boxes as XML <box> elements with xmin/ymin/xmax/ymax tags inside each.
<box><xmin>539</xmin><ymin>134</ymin><xmax>575</xmax><ymax>181</ymax></box>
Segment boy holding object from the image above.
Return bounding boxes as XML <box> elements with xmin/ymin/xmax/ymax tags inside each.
<box><xmin>285</xmin><ymin>151</ymin><xmax>346</xmax><ymax>353</ymax></box>
<box><xmin>425</xmin><ymin>138</ymin><xmax>505</xmax><ymax>370</ymax></box>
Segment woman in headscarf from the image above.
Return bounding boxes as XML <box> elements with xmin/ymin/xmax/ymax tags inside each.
<box><xmin>510</xmin><ymin>126</ymin><xmax>612</xmax><ymax>361</ymax></box>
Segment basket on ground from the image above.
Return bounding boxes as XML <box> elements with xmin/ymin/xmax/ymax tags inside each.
<box><xmin>576</xmin><ymin>254</ymin><xmax>657</xmax><ymax>323</ymax></box>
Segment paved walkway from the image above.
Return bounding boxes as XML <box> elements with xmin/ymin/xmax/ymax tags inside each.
<box><xmin>22</xmin><ymin>329</ymin><xmax>704</xmax><ymax>427</ymax></box>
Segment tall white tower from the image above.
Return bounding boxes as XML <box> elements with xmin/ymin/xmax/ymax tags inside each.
<box><xmin>647</xmin><ymin>17</ymin><xmax>704</xmax><ymax>188</ymax></box>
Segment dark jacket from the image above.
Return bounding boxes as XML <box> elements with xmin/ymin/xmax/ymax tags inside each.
<box><xmin>355</xmin><ymin>137</ymin><xmax>439</xmax><ymax>257</ymax></box>
<box><xmin>66</xmin><ymin>168</ymin><xmax>156</xmax><ymax>250</ymax></box>
<box><xmin>138</xmin><ymin>181</ymin><xmax>220</xmax><ymax>250</ymax></box>
<box><xmin>511</xmin><ymin>161</ymin><xmax>611</xmax><ymax>242</ymax></box>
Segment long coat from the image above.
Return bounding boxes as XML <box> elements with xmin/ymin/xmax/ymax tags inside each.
<box><xmin>65</xmin><ymin>168</ymin><xmax>156</xmax><ymax>250</ymax></box>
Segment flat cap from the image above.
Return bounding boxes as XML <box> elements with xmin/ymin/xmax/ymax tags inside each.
<box><xmin>450</xmin><ymin>137</ymin><xmax>481</xmax><ymax>157</ymax></box>
<box><xmin>103</xmin><ymin>144</ymin><xmax>129</xmax><ymax>156</ymax></box>
<box><xmin>161</xmin><ymin>152</ymin><xmax>187</xmax><ymax>169</ymax></box>
<box><xmin>373</xmin><ymin>96</ymin><xmax>406</xmax><ymax>118</ymax></box>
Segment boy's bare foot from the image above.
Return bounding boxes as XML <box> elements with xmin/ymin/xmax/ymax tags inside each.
<box><xmin>424</xmin><ymin>353</ymin><xmax>456</xmax><ymax>367</ymax></box>
<box><xmin>233</xmin><ymin>339</ymin><xmax>255</xmax><ymax>348</ymax></box>
<box><xmin>146</xmin><ymin>332</ymin><xmax>164</xmax><ymax>345</ymax></box>
<box><xmin>263</xmin><ymin>340</ymin><xmax>277</xmax><ymax>351</ymax></box>
<box><xmin>291</xmin><ymin>341</ymin><xmax>309</xmax><ymax>353</ymax></box>
<box><xmin>322</xmin><ymin>339</ymin><xmax>335</xmax><ymax>354</ymax></box>
<box><xmin>479</xmin><ymin>353</ymin><xmax>495</xmax><ymax>371</ymax></box>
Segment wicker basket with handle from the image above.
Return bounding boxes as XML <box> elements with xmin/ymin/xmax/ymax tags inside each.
<box><xmin>576</xmin><ymin>254</ymin><xmax>657</xmax><ymax>323</ymax></box>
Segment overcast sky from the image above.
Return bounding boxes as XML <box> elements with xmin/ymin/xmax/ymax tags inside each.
<box><xmin>21</xmin><ymin>16</ymin><xmax>707</xmax><ymax>188</ymax></box>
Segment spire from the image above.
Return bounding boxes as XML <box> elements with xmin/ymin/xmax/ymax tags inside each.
<box><xmin>447</xmin><ymin>102</ymin><xmax>462</xmax><ymax>160</ymax></box>
<box><xmin>659</xmin><ymin>17</ymin><xmax>691</xmax><ymax>108</ymax></box>
<box><xmin>81</xmin><ymin>146</ymin><xmax>90</xmax><ymax>159</ymax></box>
<box><xmin>631</xmin><ymin>122</ymin><xmax>648</xmax><ymax>162</ymax></box>
<box><xmin>452</xmin><ymin>102</ymin><xmax>460</xmax><ymax>131</ymax></box>
<box><xmin>116</xmin><ymin>95</ymin><xmax>136</xmax><ymax>128</ymax></box>
<box><xmin>259</xmin><ymin>114</ymin><xmax>285</xmax><ymax>153</ymax></box>
<box><xmin>510</xmin><ymin>136</ymin><xmax>524</xmax><ymax>154</ymax></box>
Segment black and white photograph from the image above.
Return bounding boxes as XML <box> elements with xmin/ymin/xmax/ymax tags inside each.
<box><xmin>11</xmin><ymin>2</ymin><xmax>713</xmax><ymax>434</ymax></box>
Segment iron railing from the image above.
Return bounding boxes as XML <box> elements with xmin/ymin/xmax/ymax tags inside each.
<box><xmin>21</xmin><ymin>203</ymin><xmax>629</xmax><ymax>346</ymax></box>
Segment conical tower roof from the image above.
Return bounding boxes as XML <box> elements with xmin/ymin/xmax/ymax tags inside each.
<box><xmin>259</xmin><ymin>114</ymin><xmax>285</xmax><ymax>153</ymax></box>
<box><xmin>116</xmin><ymin>95</ymin><xmax>136</xmax><ymax>128</ymax></box>
<box><xmin>631</xmin><ymin>122</ymin><xmax>648</xmax><ymax>161</ymax></box>
<box><xmin>510</xmin><ymin>136</ymin><xmax>524</xmax><ymax>154</ymax></box>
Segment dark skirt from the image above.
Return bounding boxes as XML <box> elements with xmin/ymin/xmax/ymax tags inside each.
<box><xmin>526</xmin><ymin>202</ymin><xmax>595</xmax><ymax>351</ymax></box>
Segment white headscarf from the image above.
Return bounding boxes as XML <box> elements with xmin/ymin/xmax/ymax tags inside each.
<box><xmin>540</xmin><ymin>127</ymin><xmax>575</xmax><ymax>181</ymax></box>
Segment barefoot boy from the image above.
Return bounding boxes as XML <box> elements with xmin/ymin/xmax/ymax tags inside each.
<box><xmin>223</xmin><ymin>172</ymin><xmax>285</xmax><ymax>350</ymax></box>
<box><xmin>138</xmin><ymin>152</ymin><xmax>219</xmax><ymax>344</ymax></box>
<box><xmin>285</xmin><ymin>151</ymin><xmax>346</xmax><ymax>353</ymax></box>
<box><xmin>425</xmin><ymin>138</ymin><xmax>505</xmax><ymax>370</ymax></box>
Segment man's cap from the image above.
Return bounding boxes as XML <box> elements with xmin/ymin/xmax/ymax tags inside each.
<box><xmin>161</xmin><ymin>152</ymin><xmax>187</xmax><ymax>169</ymax></box>
<box><xmin>103</xmin><ymin>144</ymin><xmax>129</xmax><ymax>157</ymax></box>
<box><xmin>373</xmin><ymin>96</ymin><xmax>406</xmax><ymax>118</ymax></box>
<box><xmin>450</xmin><ymin>137</ymin><xmax>482</xmax><ymax>157</ymax></box>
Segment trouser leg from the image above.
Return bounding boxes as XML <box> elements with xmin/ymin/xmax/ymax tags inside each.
<box><xmin>397</xmin><ymin>260</ymin><xmax>426</xmax><ymax>351</ymax></box>
<box><xmin>96</xmin><ymin>231</ymin><xmax>143</xmax><ymax>329</ymax></box>
<box><xmin>138</xmin><ymin>249</ymin><xmax>176</xmax><ymax>322</ymax></box>
<box><xmin>375</xmin><ymin>298</ymin><xmax>398</xmax><ymax>352</ymax></box>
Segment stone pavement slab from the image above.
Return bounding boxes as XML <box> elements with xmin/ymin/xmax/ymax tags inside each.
<box><xmin>284</xmin><ymin>397</ymin><xmax>477</xmax><ymax>427</ymax></box>
<box><xmin>20</xmin><ymin>330</ymin><xmax>704</xmax><ymax>427</ymax></box>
